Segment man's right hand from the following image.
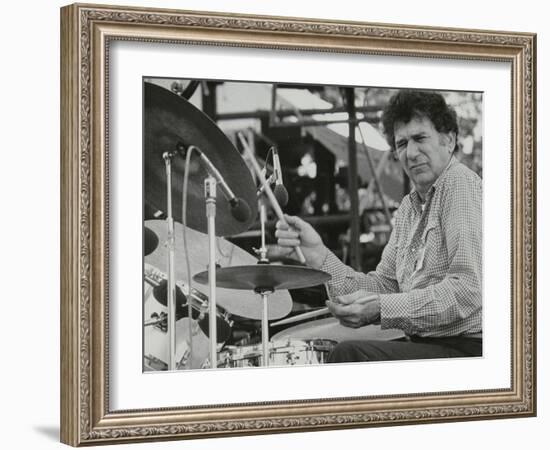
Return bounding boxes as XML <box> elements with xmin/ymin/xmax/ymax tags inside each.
<box><xmin>274</xmin><ymin>215</ymin><xmax>328</xmax><ymax>269</ymax></box>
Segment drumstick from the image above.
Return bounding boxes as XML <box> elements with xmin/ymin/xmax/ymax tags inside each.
<box><xmin>270</xmin><ymin>307</ymin><xmax>329</xmax><ymax>327</ymax></box>
<box><xmin>239</xmin><ymin>132</ymin><xmax>306</xmax><ymax>264</ymax></box>
<box><xmin>271</xmin><ymin>293</ymin><xmax>379</xmax><ymax>327</ymax></box>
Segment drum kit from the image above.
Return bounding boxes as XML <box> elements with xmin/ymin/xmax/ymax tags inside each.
<box><xmin>143</xmin><ymin>81</ymin><xmax>402</xmax><ymax>371</ymax></box>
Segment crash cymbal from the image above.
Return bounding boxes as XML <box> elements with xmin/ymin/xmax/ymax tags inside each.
<box><xmin>144</xmin><ymin>82</ymin><xmax>257</xmax><ymax>237</ymax></box>
<box><xmin>144</xmin><ymin>220</ymin><xmax>292</xmax><ymax>320</ymax></box>
<box><xmin>193</xmin><ymin>265</ymin><xmax>331</xmax><ymax>292</ymax></box>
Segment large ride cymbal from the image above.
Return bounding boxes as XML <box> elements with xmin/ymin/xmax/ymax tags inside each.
<box><xmin>271</xmin><ymin>317</ymin><xmax>404</xmax><ymax>342</ymax></box>
<box><xmin>144</xmin><ymin>82</ymin><xmax>257</xmax><ymax>237</ymax></box>
<box><xmin>193</xmin><ymin>265</ymin><xmax>331</xmax><ymax>292</ymax></box>
<box><xmin>144</xmin><ymin>220</ymin><xmax>292</xmax><ymax>320</ymax></box>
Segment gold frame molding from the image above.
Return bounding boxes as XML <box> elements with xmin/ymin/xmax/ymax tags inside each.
<box><xmin>60</xmin><ymin>3</ymin><xmax>536</xmax><ymax>446</ymax></box>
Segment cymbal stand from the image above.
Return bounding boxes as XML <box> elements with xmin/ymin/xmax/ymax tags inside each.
<box><xmin>163</xmin><ymin>152</ymin><xmax>178</xmax><ymax>371</ymax></box>
<box><xmin>256</xmin><ymin>287</ymin><xmax>273</xmax><ymax>367</ymax></box>
<box><xmin>256</xmin><ymin>195</ymin><xmax>271</xmax><ymax>366</ymax></box>
<box><xmin>204</xmin><ymin>176</ymin><xmax>218</xmax><ymax>368</ymax></box>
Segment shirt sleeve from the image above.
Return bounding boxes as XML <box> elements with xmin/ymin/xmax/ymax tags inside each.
<box><xmin>321</xmin><ymin>214</ymin><xmax>401</xmax><ymax>299</ymax></box>
<box><xmin>380</xmin><ymin>172</ymin><xmax>482</xmax><ymax>335</ymax></box>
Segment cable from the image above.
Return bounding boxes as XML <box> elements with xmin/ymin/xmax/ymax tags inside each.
<box><xmin>180</xmin><ymin>146</ymin><xmax>196</xmax><ymax>369</ymax></box>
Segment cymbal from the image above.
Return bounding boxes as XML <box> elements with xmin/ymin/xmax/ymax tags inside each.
<box><xmin>271</xmin><ymin>317</ymin><xmax>404</xmax><ymax>342</ymax></box>
<box><xmin>144</xmin><ymin>82</ymin><xmax>257</xmax><ymax>237</ymax></box>
<box><xmin>144</xmin><ymin>220</ymin><xmax>292</xmax><ymax>320</ymax></box>
<box><xmin>193</xmin><ymin>265</ymin><xmax>331</xmax><ymax>292</ymax></box>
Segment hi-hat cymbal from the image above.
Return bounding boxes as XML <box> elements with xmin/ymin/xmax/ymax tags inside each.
<box><xmin>144</xmin><ymin>220</ymin><xmax>292</xmax><ymax>320</ymax></box>
<box><xmin>144</xmin><ymin>82</ymin><xmax>257</xmax><ymax>237</ymax></box>
<box><xmin>193</xmin><ymin>265</ymin><xmax>331</xmax><ymax>292</ymax></box>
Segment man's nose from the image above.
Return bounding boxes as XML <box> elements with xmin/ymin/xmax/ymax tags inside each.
<box><xmin>406</xmin><ymin>140</ymin><xmax>420</xmax><ymax>158</ymax></box>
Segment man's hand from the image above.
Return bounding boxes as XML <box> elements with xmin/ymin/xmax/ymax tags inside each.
<box><xmin>326</xmin><ymin>291</ymin><xmax>381</xmax><ymax>328</ymax></box>
<box><xmin>273</xmin><ymin>215</ymin><xmax>328</xmax><ymax>269</ymax></box>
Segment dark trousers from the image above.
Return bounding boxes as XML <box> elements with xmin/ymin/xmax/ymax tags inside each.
<box><xmin>327</xmin><ymin>336</ymin><xmax>482</xmax><ymax>363</ymax></box>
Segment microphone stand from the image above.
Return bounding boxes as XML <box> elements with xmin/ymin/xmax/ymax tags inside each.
<box><xmin>204</xmin><ymin>176</ymin><xmax>218</xmax><ymax>368</ymax></box>
<box><xmin>163</xmin><ymin>152</ymin><xmax>178</xmax><ymax>371</ymax></box>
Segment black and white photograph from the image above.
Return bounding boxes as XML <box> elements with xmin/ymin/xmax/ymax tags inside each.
<box><xmin>142</xmin><ymin>78</ymin><xmax>483</xmax><ymax>371</ymax></box>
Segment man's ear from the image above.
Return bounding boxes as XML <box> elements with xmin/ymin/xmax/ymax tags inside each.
<box><xmin>441</xmin><ymin>131</ymin><xmax>456</xmax><ymax>153</ymax></box>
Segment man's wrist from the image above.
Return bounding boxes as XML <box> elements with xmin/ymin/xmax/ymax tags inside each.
<box><xmin>372</xmin><ymin>294</ymin><xmax>381</xmax><ymax>323</ymax></box>
<box><xmin>311</xmin><ymin>245</ymin><xmax>329</xmax><ymax>269</ymax></box>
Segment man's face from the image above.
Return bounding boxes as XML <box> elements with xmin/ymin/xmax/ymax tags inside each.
<box><xmin>393</xmin><ymin>115</ymin><xmax>454</xmax><ymax>197</ymax></box>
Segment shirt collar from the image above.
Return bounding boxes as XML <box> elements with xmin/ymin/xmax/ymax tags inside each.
<box><xmin>410</xmin><ymin>157</ymin><xmax>457</xmax><ymax>213</ymax></box>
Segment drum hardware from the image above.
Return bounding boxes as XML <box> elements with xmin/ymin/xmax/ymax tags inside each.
<box><xmin>145</xmin><ymin>220</ymin><xmax>292</xmax><ymax>321</ymax></box>
<box><xmin>204</xmin><ymin>173</ymin><xmax>219</xmax><ymax>367</ymax></box>
<box><xmin>144</xmin><ymin>354</ymin><xmax>169</xmax><ymax>372</ymax></box>
<box><xmin>144</xmin><ymin>312</ymin><xmax>167</xmax><ymax>328</ymax></box>
<box><xmin>146</xmin><ymin>84</ymin><xmax>334</xmax><ymax>370</ymax></box>
<box><xmin>160</xmin><ymin>150</ymin><xmax>178</xmax><ymax>370</ymax></box>
<box><xmin>144</xmin><ymin>318</ymin><xmax>212</xmax><ymax>372</ymax></box>
<box><xmin>144</xmin><ymin>266</ymin><xmax>234</xmax><ymax>342</ymax></box>
<box><xmin>238</xmin><ymin>131</ymin><xmax>306</xmax><ymax>264</ymax></box>
<box><xmin>145</xmin><ymin>82</ymin><xmax>259</xmax><ymax>368</ymax></box>
<box><xmin>144</xmin><ymin>285</ymin><xmax>212</xmax><ymax>371</ymax></box>
<box><xmin>254</xmin><ymin>195</ymin><xmax>269</xmax><ymax>263</ymax></box>
<box><xmin>194</xmin><ymin>264</ymin><xmax>330</xmax><ymax>367</ymax></box>
<box><xmin>193</xmin><ymin>265</ymin><xmax>331</xmax><ymax>291</ymax></box>
<box><xmin>256</xmin><ymin>195</ymin><xmax>270</xmax><ymax>360</ymax></box>
<box><xmin>193</xmin><ymin>148</ymin><xmax>332</xmax><ymax>368</ymax></box>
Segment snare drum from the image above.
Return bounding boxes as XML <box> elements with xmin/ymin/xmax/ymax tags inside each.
<box><xmin>216</xmin><ymin>339</ymin><xmax>336</xmax><ymax>368</ymax></box>
<box><xmin>269</xmin><ymin>339</ymin><xmax>336</xmax><ymax>366</ymax></box>
<box><xmin>217</xmin><ymin>345</ymin><xmax>262</xmax><ymax>368</ymax></box>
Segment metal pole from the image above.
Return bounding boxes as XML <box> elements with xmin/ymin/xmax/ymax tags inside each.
<box><xmin>163</xmin><ymin>153</ymin><xmax>177</xmax><ymax>371</ymax></box>
<box><xmin>205</xmin><ymin>176</ymin><xmax>218</xmax><ymax>368</ymax></box>
<box><xmin>261</xmin><ymin>292</ymin><xmax>270</xmax><ymax>367</ymax></box>
<box><xmin>356</xmin><ymin>126</ymin><xmax>394</xmax><ymax>228</ymax></box>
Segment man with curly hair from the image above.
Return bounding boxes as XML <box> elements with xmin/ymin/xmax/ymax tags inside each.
<box><xmin>275</xmin><ymin>90</ymin><xmax>482</xmax><ymax>362</ymax></box>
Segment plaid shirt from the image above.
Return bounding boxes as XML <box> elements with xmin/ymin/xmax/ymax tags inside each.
<box><xmin>322</xmin><ymin>158</ymin><xmax>482</xmax><ymax>337</ymax></box>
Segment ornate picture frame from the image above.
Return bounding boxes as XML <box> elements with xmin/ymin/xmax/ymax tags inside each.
<box><xmin>60</xmin><ymin>3</ymin><xmax>536</xmax><ymax>446</ymax></box>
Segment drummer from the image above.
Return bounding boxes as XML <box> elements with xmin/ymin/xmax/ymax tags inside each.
<box><xmin>274</xmin><ymin>90</ymin><xmax>482</xmax><ymax>362</ymax></box>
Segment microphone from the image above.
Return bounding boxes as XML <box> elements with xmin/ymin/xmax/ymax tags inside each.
<box><xmin>179</xmin><ymin>144</ymin><xmax>251</xmax><ymax>222</ymax></box>
<box><xmin>271</xmin><ymin>147</ymin><xmax>289</xmax><ymax>207</ymax></box>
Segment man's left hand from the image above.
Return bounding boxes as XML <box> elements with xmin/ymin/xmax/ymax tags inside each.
<box><xmin>326</xmin><ymin>291</ymin><xmax>381</xmax><ymax>328</ymax></box>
